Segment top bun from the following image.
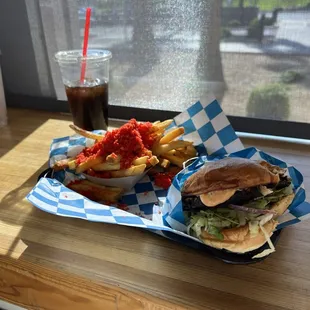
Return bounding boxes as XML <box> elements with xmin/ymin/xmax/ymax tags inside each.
<box><xmin>182</xmin><ymin>158</ymin><xmax>280</xmax><ymax>196</ymax></box>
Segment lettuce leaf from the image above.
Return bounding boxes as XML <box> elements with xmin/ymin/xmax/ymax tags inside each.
<box><xmin>188</xmin><ymin>216</ymin><xmax>208</xmax><ymax>237</ymax></box>
<box><xmin>187</xmin><ymin>183</ymin><xmax>294</xmax><ymax>241</ymax></box>
<box><xmin>245</xmin><ymin>199</ymin><xmax>269</xmax><ymax>209</ymax></box>
<box><xmin>188</xmin><ymin>210</ymin><xmax>238</xmax><ymax>240</ymax></box>
<box><xmin>265</xmin><ymin>184</ymin><xmax>293</xmax><ymax>202</ymax></box>
<box><xmin>208</xmin><ymin>225</ymin><xmax>224</xmax><ymax>240</ymax></box>
<box><xmin>244</xmin><ymin>184</ymin><xmax>293</xmax><ymax>209</ymax></box>
<box><xmin>249</xmin><ymin>220</ymin><xmax>259</xmax><ymax>237</ymax></box>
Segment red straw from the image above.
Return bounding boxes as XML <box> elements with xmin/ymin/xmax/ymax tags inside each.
<box><xmin>80</xmin><ymin>7</ymin><xmax>92</xmax><ymax>83</ymax></box>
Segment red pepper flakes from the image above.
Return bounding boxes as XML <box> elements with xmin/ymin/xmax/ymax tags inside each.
<box><xmin>109</xmin><ymin>152</ymin><xmax>118</xmax><ymax>159</ymax></box>
<box><xmin>75</xmin><ymin>144</ymin><xmax>103</xmax><ymax>165</ymax></box>
<box><xmin>137</xmin><ymin>121</ymin><xmax>155</xmax><ymax>149</ymax></box>
<box><xmin>154</xmin><ymin>172</ymin><xmax>177</xmax><ymax>190</ymax></box>
<box><xmin>76</xmin><ymin>119</ymin><xmax>156</xmax><ymax>171</ymax></box>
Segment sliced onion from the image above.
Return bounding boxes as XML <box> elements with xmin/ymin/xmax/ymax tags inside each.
<box><xmin>229</xmin><ymin>204</ymin><xmax>277</xmax><ymax>215</ymax></box>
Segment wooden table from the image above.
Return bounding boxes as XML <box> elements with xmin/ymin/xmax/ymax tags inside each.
<box><xmin>1</xmin><ymin>108</ymin><xmax>310</xmax><ymax>310</ymax></box>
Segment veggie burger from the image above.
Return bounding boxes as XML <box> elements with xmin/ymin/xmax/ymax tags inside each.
<box><xmin>182</xmin><ymin>158</ymin><xmax>295</xmax><ymax>255</ymax></box>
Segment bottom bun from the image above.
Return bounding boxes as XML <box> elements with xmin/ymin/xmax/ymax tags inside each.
<box><xmin>199</xmin><ymin>194</ymin><xmax>294</xmax><ymax>253</ymax></box>
<box><xmin>271</xmin><ymin>193</ymin><xmax>294</xmax><ymax>218</ymax></box>
<box><xmin>200</xmin><ymin>220</ymin><xmax>277</xmax><ymax>253</ymax></box>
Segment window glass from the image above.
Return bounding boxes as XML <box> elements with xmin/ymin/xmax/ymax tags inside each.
<box><xmin>30</xmin><ymin>0</ymin><xmax>310</xmax><ymax>124</ymax></box>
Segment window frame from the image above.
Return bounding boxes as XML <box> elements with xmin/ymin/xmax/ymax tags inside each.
<box><xmin>2</xmin><ymin>1</ymin><xmax>310</xmax><ymax>140</ymax></box>
<box><xmin>6</xmin><ymin>92</ymin><xmax>310</xmax><ymax>140</ymax></box>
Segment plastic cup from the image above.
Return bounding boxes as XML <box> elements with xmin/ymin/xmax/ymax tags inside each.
<box><xmin>55</xmin><ymin>49</ymin><xmax>112</xmax><ymax>131</ymax></box>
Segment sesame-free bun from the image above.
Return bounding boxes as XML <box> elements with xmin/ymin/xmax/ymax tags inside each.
<box><xmin>182</xmin><ymin>158</ymin><xmax>280</xmax><ymax>196</ymax></box>
<box><xmin>198</xmin><ymin>195</ymin><xmax>294</xmax><ymax>253</ymax></box>
<box><xmin>200</xmin><ymin>220</ymin><xmax>277</xmax><ymax>253</ymax></box>
<box><xmin>271</xmin><ymin>193</ymin><xmax>295</xmax><ymax>218</ymax></box>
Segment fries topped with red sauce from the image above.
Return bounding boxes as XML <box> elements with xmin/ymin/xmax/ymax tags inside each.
<box><xmin>53</xmin><ymin>119</ymin><xmax>196</xmax><ymax>180</ymax></box>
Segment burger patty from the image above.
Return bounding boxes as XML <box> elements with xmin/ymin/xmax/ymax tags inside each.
<box><xmin>182</xmin><ymin>187</ymin><xmax>261</xmax><ymax>211</ymax></box>
<box><xmin>275</xmin><ymin>176</ymin><xmax>291</xmax><ymax>190</ymax></box>
<box><xmin>182</xmin><ymin>176</ymin><xmax>291</xmax><ymax>212</ymax></box>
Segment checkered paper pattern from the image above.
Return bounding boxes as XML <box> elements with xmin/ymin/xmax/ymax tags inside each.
<box><xmin>164</xmin><ymin>147</ymin><xmax>310</xmax><ymax>232</ymax></box>
<box><xmin>168</xmin><ymin>99</ymin><xmax>243</xmax><ymax>156</ymax></box>
<box><xmin>49</xmin><ymin>131</ymin><xmax>102</xmax><ymax>168</ymax></box>
<box><xmin>27</xmin><ymin>177</ymin><xmax>203</xmax><ymax>244</ymax></box>
<box><xmin>27</xmin><ymin>98</ymin><xmax>310</xmax><ymax>248</ymax></box>
<box><xmin>27</xmin><ymin>177</ymin><xmax>167</xmax><ymax>229</ymax></box>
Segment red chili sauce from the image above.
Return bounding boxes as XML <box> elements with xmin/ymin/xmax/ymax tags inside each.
<box><xmin>75</xmin><ymin>119</ymin><xmax>156</xmax><ymax>170</ymax></box>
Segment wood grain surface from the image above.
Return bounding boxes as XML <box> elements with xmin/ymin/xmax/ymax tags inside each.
<box><xmin>1</xmin><ymin>108</ymin><xmax>310</xmax><ymax>310</ymax></box>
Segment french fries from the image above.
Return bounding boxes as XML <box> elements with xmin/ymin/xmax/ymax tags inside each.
<box><xmin>53</xmin><ymin>158</ymin><xmax>74</xmax><ymax>171</ymax></box>
<box><xmin>182</xmin><ymin>145</ymin><xmax>198</xmax><ymax>158</ymax></box>
<box><xmin>92</xmin><ymin>155</ymin><xmax>159</xmax><ymax>173</ymax></box>
<box><xmin>161</xmin><ymin>152</ymin><xmax>188</xmax><ymax>168</ymax></box>
<box><xmin>106</xmin><ymin>154</ymin><xmax>121</xmax><ymax>163</ymax></box>
<box><xmin>152</xmin><ymin>140</ymin><xmax>193</xmax><ymax>156</ymax></box>
<box><xmin>111</xmin><ymin>164</ymin><xmax>147</xmax><ymax>178</ymax></box>
<box><xmin>148</xmin><ymin>155</ymin><xmax>160</xmax><ymax>167</ymax></box>
<box><xmin>69</xmin><ymin>124</ymin><xmax>104</xmax><ymax>140</ymax></box>
<box><xmin>152</xmin><ymin>119</ymin><xmax>174</xmax><ymax>131</ymax></box>
<box><xmin>159</xmin><ymin>127</ymin><xmax>185</xmax><ymax>145</ymax></box>
<box><xmin>53</xmin><ymin>119</ymin><xmax>196</xmax><ymax>182</ymax></box>
<box><xmin>150</xmin><ymin>120</ymin><xmax>197</xmax><ymax>168</ymax></box>
<box><xmin>68</xmin><ymin>159</ymin><xmax>77</xmax><ymax>170</ymax></box>
<box><xmin>133</xmin><ymin>156</ymin><xmax>149</xmax><ymax>166</ymax></box>
<box><xmin>92</xmin><ymin>162</ymin><xmax>120</xmax><ymax>171</ymax></box>
<box><xmin>67</xmin><ymin>180</ymin><xmax>123</xmax><ymax>202</ymax></box>
<box><xmin>76</xmin><ymin>156</ymin><xmax>104</xmax><ymax>174</ymax></box>
<box><xmin>160</xmin><ymin>146</ymin><xmax>198</xmax><ymax>168</ymax></box>
<box><xmin>50</xmin><ymin>119</ymin><xmax>198</xmax><ymax>207</ymax></box>
<box><xmin>92</xmin><ymin>154</ymin><xmax>121</xmax><ymax>171</ymax></box>
<box><xmin>159</xmin><ymin>158</ymin><xmax>170</xmax><ymax>169</ymax></box>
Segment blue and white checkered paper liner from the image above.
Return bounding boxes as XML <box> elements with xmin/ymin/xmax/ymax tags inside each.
<box><xmin>27</xmin><ymin>98</ymin><xmax>310</xmax><ymax>244</ymax></box>
<box><xmin>164</xmin><ymin>147</ymin><xmax>310</xmax><ymax>232</ymax></box>
<box><xmin>27</xmin><ymin>176</ymin><xmax>203</xmax><ymax>244</ymax></box>
<box><xmin>167</xmin><ymin>97</ymin><xmax>243</xmax><ymax>156</ymax></box>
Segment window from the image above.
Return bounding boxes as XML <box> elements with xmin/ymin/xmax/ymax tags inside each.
<box><xmin>1</xmin><ymin>0</ymin><xmax>310</xmax><ymax>138</ymax></box>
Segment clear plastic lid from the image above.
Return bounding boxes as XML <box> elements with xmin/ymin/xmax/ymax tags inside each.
<box><xmin>55</xmin><ymin>49</ymin><xmax>112</xmax><ymax>64</ymax></box>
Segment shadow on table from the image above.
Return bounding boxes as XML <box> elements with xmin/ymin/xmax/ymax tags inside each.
<box><xmin>0</xmin><ymin>108</ymin><xmax>72</xmax><ymax>159</ymax></box>
<box><xmin>0</xmin><ymin>160</ymin><xmax>159</xmax><ymax>258</ymax></box>
<box><xmin>0</xmin><ymin>109</ymin><xmax>127</xmax><ymax>259</ymax></box>
<box><xmin>0</xmin><ymin>159</ymin><xmax>201</xmax><ymax>259</ymax></box>
<box><xmin>0</xmin><ymin>161</ymin><xmax>50</xmax><ymax>256</ymax></box>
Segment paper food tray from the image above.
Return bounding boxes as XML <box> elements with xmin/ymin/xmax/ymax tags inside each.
<box><xmin>27</xmin><ymin>98</ymin><xmax>310</xmax><ymax>263</ymax></box>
